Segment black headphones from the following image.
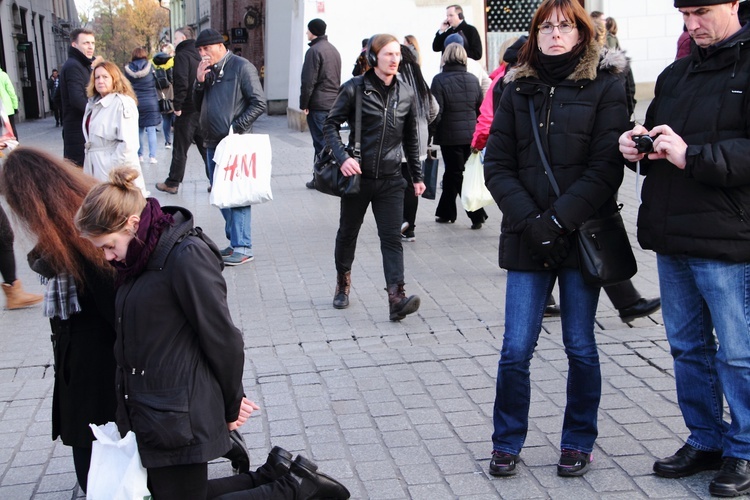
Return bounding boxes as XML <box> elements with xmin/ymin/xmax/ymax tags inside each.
<box><xmin>365</xmin><ymin>35</ymin><xmax>378</xmax><ymax>68</ymax></box>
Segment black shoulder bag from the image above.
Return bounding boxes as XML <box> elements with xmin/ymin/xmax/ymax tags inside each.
<box><xmin>313</xmin><ymin>90</ymin><xmax>362</xmax><ymax>197</ymax></box>
<box><xmin>528</xmin><ymin>96</ymin><xmax>637</xmax><ymax>287</ymax></box>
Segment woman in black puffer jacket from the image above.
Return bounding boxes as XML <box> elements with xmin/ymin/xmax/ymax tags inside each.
<box><xmin>430</xmin><ymin>43</ymin><xmax>485</xmax><ymax>229</ymax></box>
<box><xmin>483</xmin><ymin>0</ymin><xmax>629</xmax><ymax>479</ymax></box>
<box><xmin>124</xmin><ymin>47</ymin><xmax>161</xmax><ymax>164</ymax></box>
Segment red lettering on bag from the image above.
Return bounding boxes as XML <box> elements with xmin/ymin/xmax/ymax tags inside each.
<box><xmin>223</xmin><ymin>153</ymin><xmax>257</xmax><ymax>181</ymax></box>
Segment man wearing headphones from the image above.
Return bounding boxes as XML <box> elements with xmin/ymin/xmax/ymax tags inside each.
<box><xmin>432</xmin><ymin>4</ymin><xmax>483</xmax><ymax>60</ymax></box>
<box><xmin>323</xmin><ymin>34</ymin><xmax>425</xmax><ymax>321</ymax></box>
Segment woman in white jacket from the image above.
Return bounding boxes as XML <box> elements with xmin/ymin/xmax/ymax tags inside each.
<box><xmin>82</xmin><ymin>61</ymin><xmax>148</xmax><ymax>195</ymax></box>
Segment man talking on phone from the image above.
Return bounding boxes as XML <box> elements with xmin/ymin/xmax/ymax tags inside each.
<box><xmin>432</xmin><ymin>4</ymin><xmax>483</xmax><ymax>60</ymax></box>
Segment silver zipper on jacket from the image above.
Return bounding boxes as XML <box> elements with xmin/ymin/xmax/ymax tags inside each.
<box><xmin>545</xmin><ymin>86</ymin><xmax>556</xmax><ymax>137</ymax></box>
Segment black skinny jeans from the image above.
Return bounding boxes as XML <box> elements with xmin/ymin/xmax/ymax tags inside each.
<box><xmin>165</xmin><ymin>111</ymin><xmax>208</xmax><ymax>187</ymax></box>
<box><xmin>0</xmin><ymin>205</ymin><xmax>17</xmax><ymax>284</ymax></box>
<box><xmin>147</xmin><ymin>462</ymin><xmax>207</xmax><ymax>500</ymax></box>
<box><xmin>436</xmin><ymin>144</ymin><xmax>487</xmax><ymax>224</ymax></box>
<box><xmin>335</xmin><ymin>176</ymin><xmax>407</xmax><ymax>286</ymax></box>
<box><xmin>401</xmin><ymin>163</ymin><xmax>418</xmax><ymax>232</ymax></box>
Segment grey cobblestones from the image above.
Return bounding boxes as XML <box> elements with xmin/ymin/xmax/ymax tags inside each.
<box><xmin>0</xmin><ymin>103</ymin><xmax>723</xmax><ymax>498</ymax></box>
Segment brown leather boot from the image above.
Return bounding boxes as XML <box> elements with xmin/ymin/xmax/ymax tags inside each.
<box><xmin>333</xmin><ymin>272</ymin><xmax>351</xmax><ymax>309</ymax></box>
<box><xmin>2</xmin><ymin>280</ymin><xmax>43</xmax><ymax>310</ymax></box>
<box><xmin>386</xmin><ymin>283</ymin><xmax>420</xmax><ymax>321</ymax></box>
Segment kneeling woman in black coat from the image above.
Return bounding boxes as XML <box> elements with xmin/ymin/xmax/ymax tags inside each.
<box><xmin>483</xmin><ymin>0</ymin><xmax>629</xmax><ymax>478</ymax></box>
<box><xmin>75</xmin><ymin>168</ymin><xmax>255</xmax><ymax>499</ymax></box>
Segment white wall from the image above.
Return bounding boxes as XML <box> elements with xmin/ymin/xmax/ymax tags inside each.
<box><xmin>601</xmin><ymin>0</ymin><xmax>683</xmax><ymax>84</ymax></box>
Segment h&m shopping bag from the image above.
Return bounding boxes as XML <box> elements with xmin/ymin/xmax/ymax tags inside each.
<box><xmin>210</xmin><ymin>130</ymin><xmax>273</xmax><ymax>208</ymax></box>
<box><xmin>461</xmin><ymin>151</ymin><xmax>494</xmax><ymax>212</ymax></box>
<box><xmin>87</xmin><ymin>422</ymin><xmax>151</xmax><ymax>500</ymax></box>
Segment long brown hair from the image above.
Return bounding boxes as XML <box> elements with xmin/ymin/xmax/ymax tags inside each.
<box><xmin>87</xmin><ymin>61</ymin><xmax>137</xmax><ymax>101</ymax></box>
<box><xmin>518</xmin><ymin>0</ymin><xmax>594</xmax><ymax>68</ymax></box>
<box><xmin>0</xmin><ymin>147</ymin><xmax>112</xmax><ymax>284</ymax></box>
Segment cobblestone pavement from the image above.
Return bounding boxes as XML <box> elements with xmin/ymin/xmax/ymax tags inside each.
<box><xmin>0</xmin><ymin>107</ymin><xmax>720</xmax><ymax>499</ymax></box>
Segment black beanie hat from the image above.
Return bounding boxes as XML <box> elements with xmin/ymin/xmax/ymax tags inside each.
<box><xmin>195</xmin><ymin>29</ymin><xmax>225</xmax><ymax>48</ymax></box>
<box><xmin>308</xmin><ymin>19</ymin><xmax>327</xmax><ymax>37</ymax></box>
<box><xmin>674</xmin><ymin>0</ymin><xmax>732</xmax><ymax>6</ymax></box>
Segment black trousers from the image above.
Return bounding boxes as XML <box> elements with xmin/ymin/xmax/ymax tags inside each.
<box><xmin>147</xmin><ymin>462</ymin><xmax>207</xmax><ymax>500</ymax></box>
<box><xmin>335</xmin><ymin>176</ymin><xmax>407</xmax><ymax>286</ymax></box>
<box><xmin>0</xmin><ymin>205</ymin><xmax>16</xmax><ymax>284</ymax></box>
<box><xmin>165</xmin><ymin>111</ymin><xmax>207</xmax><ymax>187</ymax></box>
<box><xmin>208</xmin><ymin>465</ymin><xmax>298</xmax><ymax>499</ymax></box>
<box><xmin>7</xmin><ymin>114</ymin><xmax>17</xmax><ymax>139</ymax></box>
<box><xmin>603</xmin><ymin>280</ymin><xmax>642</xmax><ymax>310</ymax></box>
<box><xmin>401</xmin><ymin>163</ymin><xmax>418</xmax><ymax>232</ymax></box>
<box><xmin>436</xmin><ymin>144</ymin><xmax>487</xmax><ymax>224</ymax></box>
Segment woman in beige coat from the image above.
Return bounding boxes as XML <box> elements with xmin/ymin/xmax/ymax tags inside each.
<box><xmin>82</xmin><ymin>61</ymin><xmax>148</xmax><ymax>195</ymax></box>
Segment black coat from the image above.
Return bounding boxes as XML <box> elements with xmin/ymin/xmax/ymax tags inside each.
<box><xmin>194</xmin><ymin>53</ymin><xmax>267</xmax><ymax>148</ymax></box>
<box><xmin>484</xmin><ymin>42</ymin><xmax>630</xmax><ymax>271</ymax></box>
<box><xmin>324</xmin><ymin>71</ymin><xmax>422</xmax><ymax>182</ymax></box>
<box><xmin>430</xmin><ymin>64</ymin><xmax>482</xmax><ymax>146</ymax></box>
<box><xmin>56</xmin><ymin>46</ymin><xmax>94</xmax><ymax>166</ymax></box>
<box><xmin>28</xmin><ymin>252</ymin><xmax>117</xmax><ymax>448</ymax></box>
<box><xmin>432</xmin><ymin>20</ymin><xmax>483</xmax><ymax>60</ymax></box>
<box><xmin>172</xmin><ymin>39</ymin><xmax>201</xmax><ymax>114</ymax></box>
<box><xmin>113</xmin><ymin>207</ymin><xmax>245</xmax><ymax>468</ymax></box>
<box><xmin>637</xmin><ymin>24</ymin><xmax>750</xmax><ymax>262</ymax></box>
<box><xmin>300</xmin><ymin>35</ymin><xmax>341</xmax><ymax>111</ymax></box>
<box><xmin>124</xmin><ymin>58</ymin><xmax>161</xmax><ymax>128</ymax></box>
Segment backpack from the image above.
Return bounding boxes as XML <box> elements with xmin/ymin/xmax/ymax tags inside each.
<box><xmin>153</xmin><ymin>67</ymin><xmax>171</xmax><ymax>90</ymax></box>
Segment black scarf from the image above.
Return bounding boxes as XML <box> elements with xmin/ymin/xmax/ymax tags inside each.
<box><xmin>537</xmin><ymin>50</ymin><xmax>583</xmax><ymax>86</ymax></box>
<box><xmin>113</xmin><ymin>198</ymin><xmax>174</xmax><ymax>286</ymax></box>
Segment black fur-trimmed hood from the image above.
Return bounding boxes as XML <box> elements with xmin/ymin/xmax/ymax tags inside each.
<box><xmin>505</xmin><ymin>41</ymin><xmax>628</xmax><ymax>84</ymax></box>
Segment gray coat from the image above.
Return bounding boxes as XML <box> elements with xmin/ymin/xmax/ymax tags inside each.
<box><xmin>300</xmin><ymin>35</ymin><xmax>342</xmax><ymax>111</ymax></box>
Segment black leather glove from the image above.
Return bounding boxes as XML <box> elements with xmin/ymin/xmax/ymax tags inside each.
<box><xmin>522</xmin><ymin>211</ymin><xmax>569</xmax><ymax>267</ymax></box>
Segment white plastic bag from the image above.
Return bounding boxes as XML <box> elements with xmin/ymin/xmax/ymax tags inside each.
<box><xmin>461</xmin><ymin>151</ymin><xmax>494</xmax><ymax>212</ymax></box>
<box><xmin>87</xmin><ymin>422</ymin><xmax>151</xmax><ymax>500</ymax></box>
<box><xmin>210</xmin><ymin>130</ymin><xmax>273</xmax><ymax>208</ymax></box>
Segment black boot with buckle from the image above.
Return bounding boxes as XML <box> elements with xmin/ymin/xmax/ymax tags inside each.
<box><xmin>333</xmin><ymin>272</ymin><xmax>351</xmax><ymax>309</ymax></box>
<box><xmin>386</xmin><ymin>283</ymin><xmax>420</xmax><ymax>321</ymax></box>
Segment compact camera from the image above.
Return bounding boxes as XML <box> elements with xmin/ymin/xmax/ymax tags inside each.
<box><xmin>632</xmin><ymin>134</ymin><xmax>657</xmax><ymax>154</ymax></box>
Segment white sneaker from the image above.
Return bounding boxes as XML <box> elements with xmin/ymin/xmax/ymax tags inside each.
<box><xmin>139</xmin><ymin>156</ymin><xmax>144</xmax><ymax>163</ymax></box>
<box><xmin>165</xmin><ymin>143</ymin><xmax>172</xmax><ymax>149</ymax></box>
<box><xmin>401</xmin><ymin>222</ymin><xmax>410</xmax><ymax>234</ymax></box>
<box><xmin>149</xmin><ymin>157</ymin><xmax>158</xmax><ymax>164</ymax></box>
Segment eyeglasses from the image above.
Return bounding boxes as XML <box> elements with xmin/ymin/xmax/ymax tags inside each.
<box><xmin>538</xmin><ymin>22</ymin><xmax>576</xmax><ymax>34</ymax></box>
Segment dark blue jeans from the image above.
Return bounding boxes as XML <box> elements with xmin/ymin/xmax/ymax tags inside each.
<box><xmin>335</xmin><ymin>176</ymin><xmax>407</xmax><ymax>286</ymax></box>
<box><xmin>306</xmin><ymin>109</ymin><xmax>328</xmax><ymax>159</ymax></box>
<box><xmin>493</xmin><ymin>267</ymin><xmax>601</xmax><ymax>455</ymax></box>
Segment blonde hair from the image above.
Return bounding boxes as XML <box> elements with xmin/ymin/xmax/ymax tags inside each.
<box><xmin>87</xmin><ymin>61</ymin><xmax>138</xmax><ymax>101</ymax></box>
<box><xmin>497</xmin><ymin>36</ymin><xmax>520</xmax><ymax>66</ymax></box>
<box><xmin>442</xmin><ymin>42</ymin><xmax>467</xmax><ymax>67</ymax></box>
<box><xmin>404</xmin><ymin>35</ymin><xmax>422</xmax><ymax>66</ymax></box>
<box><xmin>75</xmin><ymin>167</ymin><xmax>147</xmax><ymax>237</ymax></box>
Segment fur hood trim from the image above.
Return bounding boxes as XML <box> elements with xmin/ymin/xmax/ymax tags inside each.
<box><xmin>504</xmin><ymin>41</ymin><xmax>628</xmax><ymax>84</ymax></box>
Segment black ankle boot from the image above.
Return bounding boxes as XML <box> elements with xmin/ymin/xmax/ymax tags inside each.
<box><xmin>386</xmin><ymin>283</ymin><xmax>420</xmax><ymax>321</ymax></box>
<box><xmin>291</xmin><ymin>455</ymin><xmax>350</xmax><ymax>500</ymax></box>
<box><xmin>263</xmin><ymin>446</ymin><xmax>293</xmax><ymax>477</ymax></box>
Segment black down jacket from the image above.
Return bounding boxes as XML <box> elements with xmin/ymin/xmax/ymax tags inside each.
<box><xmin>113</xmin><ymin>206</ymin><xmax>245</xmax><ymax>468</ymax></box>
<box><xmin>430</xmin><ymin>63</ymin><xmax>482</xmax><ymax>146</ymax></box>
<box><xmin>637</xmin><ymin>24</ymin><xmax>750</xmax><ymax>262</ymax></box>
<box><xmin>56</xmin><ymin>46</ymin><xmax>94</xmax><ymax>166</ymax></box>
<box><xmin>194</xmin><ymin>52</ymin><xmax>267</xmax><ymax>148</ymax></box>
<box><xmin>172</xmin><ymin>39</ymin><xmax>201</xmax><ymax>114</ymax></box>
<box><xmin>323</xmin><ymin>70</ymin><xmax>422</xmax><ymax>182</ymax></box>
<box><xmin>484</xmin><ymin>41</ymin><xmax>630</xmax><ymax>271</ymax></box>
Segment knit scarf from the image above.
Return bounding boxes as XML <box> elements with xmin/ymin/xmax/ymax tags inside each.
<box><xmin>113</xmin><ymin>198</ymin><xmax>174</xmax><ymax>286</ymax></box>
<box><xmin>537</xmin><ymin>50</ymin><xmax>583</xmax><ymax>87</ymax></box>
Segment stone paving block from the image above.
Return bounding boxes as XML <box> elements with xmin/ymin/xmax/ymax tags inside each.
<box><xmin>375</xmin><ymin>415</ymin><xmax>411</xmax><ymax>432</ymax></box>
<box><xmin>607</xmin><ymin>407</ymin><xmax>653</xmax><ymax>425</ymax></box>
<box><xmin>547</xmin><ymin>485</ymin><xmax>601</xmax><ymax>499</ymax></box>
<box><xmin>597</xmin><ymin>435</ymin><xmax>646</xmax><ymax>456</ymax></box>
<box><xmin>306</xmin><ymin>425</ymin><xmax>343</xmax><ymax>444</ymax></box>
<box><xmin>446</xmin><ymin>472</ymin><xmax>497</xmax><ymax>496</ymax></box>
<box><xmin>309</xmin><ymin>442</ymin><xmax>349</xmax><ymax>461</ymax></box>
<box><xmin>2</xmin><ymin>464</ymin><xmax>44</xmax><ymax>486</ymax></box>
<box><xmin>0</xmin><ymin>484</ymin><xmax>35</xmax><ymax>500</ymax></box>
<box><xmin>454</xmin><ymin>424</ymin><xmax>490</xmax><ymax>444</ymax></box>
<box><xmin>585</xmin><ymin>467</ymin><xmax>638</xmax><ymax>492</ymax></box>
<box><xmin>407</xmin><ymin>483</ymin><xmax>455</xmax><ymax>500</ymax></box>
<box><xmin>434</xmin><ymin>453</ymin><xmax>482</xmax><ymax>475</ymax></box>
<box><xmin>633</xmin><ymin>474</ymin><xmax>691</xmax><ymax>497</ymax></box>
<box><xmin>382</xmin><ymin>429</ymin><xmax>423</xmax><ymax>448</ymax></box>
<box><xmin>36</xmin><ymin>471</ymin><xmax>77</xmax><ymax>493</ymax></box>
<box><xmin>423</xmin><ymin>437</ymin><xmax>466</xmax><ymax>457</ymax></box>
<box><xmin>362</xmin><ymin>478</ymin><xmax>408</xmax><ymax>499</ymax></box>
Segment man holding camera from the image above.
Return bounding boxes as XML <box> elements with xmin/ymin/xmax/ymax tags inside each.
<box><xmin>432</xmin><ymin>4</ymin><xmax>482</xmax><ymax>60</ymax></box>
<box><xmin>619</xmin><ymin>1</ymin><xmax>750</xmax><ymax>496</ymax></box>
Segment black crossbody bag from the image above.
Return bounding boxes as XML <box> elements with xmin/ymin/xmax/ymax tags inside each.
<box><xmin>528</xmin><ymin>96</ymin><xmax>637</xmax><ymax>286</ymax></box>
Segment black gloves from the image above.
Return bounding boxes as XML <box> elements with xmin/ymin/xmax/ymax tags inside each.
<box><xmin>522</xmin><ymin>210</ymin><xmax>569</xmax><ymax>267</ymax></box>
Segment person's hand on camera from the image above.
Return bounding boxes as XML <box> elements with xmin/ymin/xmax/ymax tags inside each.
<box><xmin>522</xmin><ymin>211</ymin><xmax>569</xmax><ymax>267</ymax></box>
<box><xmin>618</xmin><ymin>124</ymin><xmax>648</xmax><ymax>162</ymax></box>
<box><xmin>648</xmin><ymin>124</ymin><xmax>687</xmax><ymax>169</ymax></box>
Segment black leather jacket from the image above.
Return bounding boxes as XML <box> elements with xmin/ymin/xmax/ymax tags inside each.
<box><xmin>324</xmin><ymin>71</ymin><xmax>422</xmax><ymax>182</ymax></box>
<box><xmin>193</xmin><ymin>52</ymin><xmax>266</xmax><ymax>148</ymax></box>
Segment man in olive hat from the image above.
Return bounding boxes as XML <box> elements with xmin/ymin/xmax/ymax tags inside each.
<box><xmin>619</xmin><ymin>1</ymin><xmax>750</xmax><ymax>496</ymax></box>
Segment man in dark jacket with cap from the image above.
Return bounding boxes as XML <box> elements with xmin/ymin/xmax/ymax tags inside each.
<box><xmin>301</xmin><ymin>18</ymin><xmax>341</xmax><ymax>189</ymax></box>
<box><xmin>156</xmin><ymin>26</ymin><xmax>208</xmax><ymax>194</ymax></box>
<box><xmin>56</xmin><ymin>28</ymin><xmax>101</xmax><ymax>166</ymax></box>
<box><xmin>194</xmin><ymin>28</ymin><xmax>266</xmax><ymax>266</ymax></box>
<box><xmin>620</xmin><ymin>1</ymin><xmax>750</xmax><ymax>496</ymax></box>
